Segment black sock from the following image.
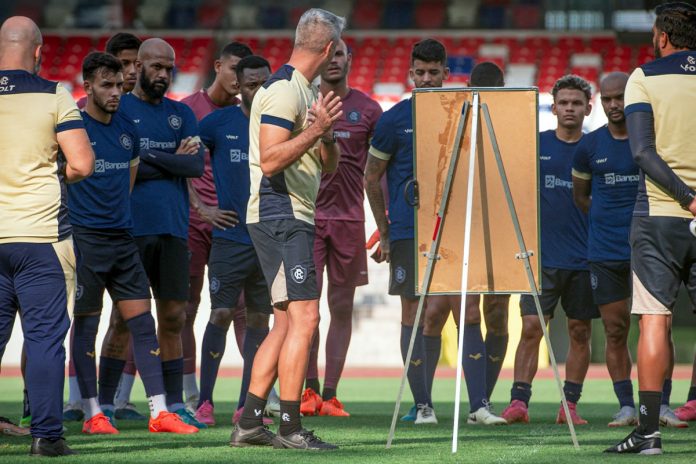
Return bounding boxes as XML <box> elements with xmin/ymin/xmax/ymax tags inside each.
<box><xmin>563</xmin><ymin>381</ymin><xmax>583</xmax><ymax>404</ymax></box>
<box><xmin>23</xmin><ymin>389</ymin><xmax>30</xmax><ymax>417</ymax></box>
<box><xmin>239</xmin><ymin>392</ymin><xmax>266</xmax><ymax>429</ymax></box>
<box><xmin>322</xmin><ymin>387</ymin><xmax>337</xmax><ymax>401</ymax></box>
<box><xmin>73</xmin><ymin>315</ymin><xmax>100</xmax><ymax>399</ymax></box>
<box><xmin>278</xmin><ymin>400</ymin><xmax>302</xmax><ymax>436</ymax></box>
<box><xmin>238</xmin><ymin>327</ymin><xmax>268</xmax><ymax>408</ymax></box>
<box><xmin>637</xmin><ymin>390</ymin><xmax>662</xmax><ymax>435</ymax></box>
<box><xmin>510</xmin><ymin>381</ymin><xmax>532</xmax><ymax>406</ymax></box>
<box><xmin>305</xmin><ymin>378</ymin><xmax>320</xmax><ymax>394</ymax></box>
<box><xmin>98</xmin><ymin>357</ymin><xmax>126</xmax><ymax>406</ymax></box>
<box><xmin>161</xmin><ymin>358</ymin><xmax>184</xmax><ymax>409</ymax></box>
<box><xmin>126</xmin><ymin>312</ymin><xmax>165</xmax><ymax>398</ymax></box>
<box><xmin>688</xmin><ymin>385</ymin><xmax>696</xmax><ymax>402</ymax></box>
<box><xmin>661</xmin><ymin>378</ymin><xmax>672</xmax><ymax>406</ymax></box>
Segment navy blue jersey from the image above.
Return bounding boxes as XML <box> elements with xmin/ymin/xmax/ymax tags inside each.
<box><xmin>119</xmin><ymin>93</ymin><xmax>199</xmax><ymax>239</ymax></box>
<box><xmin>369</xmin><ymin>98</ymin><xmax>414</xmax><ymax>241</ymax></box>
<box><xmin>572</xmin><ymin>126</ymin><xmax>639</xmax><ymax>262</ymax></box>
<box><xmin>539</xmin><ymin>130</ymin><xmax>589</xmax><ymax>270</ymax></box>
<box><xmin>67</xmin><ymin>111</ymin><xmax>139</xmax><ymax>230</ymax></box>
<box><xmin>199</xmin><ymin>106</ymin><xmax>252</xmax><ymax>245</ymax></box>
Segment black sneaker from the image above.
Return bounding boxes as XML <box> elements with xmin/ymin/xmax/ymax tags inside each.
<box><xmin>230</xmin><ymin>424</ymin><xmax>279</xmax><ymax>447</ymax></box>
<box><xmin>275</xmin><ymin>429</ymin><xmax>338</xmax><ymax>450</ymax></box>
<box><xmin>30</xmin><ymin>437</ymin><xmax>77</xmax><ymax>457</ymax></box>
<box><xmin>604</xmin><ymin>429</ymin><xmax>662</xmax><ymax>455</ymax></box>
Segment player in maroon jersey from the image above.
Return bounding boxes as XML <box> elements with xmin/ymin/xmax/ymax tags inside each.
<box><xmin>300</xmin><ymin>39</ymin><xmax>383</xmax><ymax>417</ymax></box>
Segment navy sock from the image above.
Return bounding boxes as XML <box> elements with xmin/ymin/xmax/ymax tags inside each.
<box><xmin>73</xmin><ymin>315</ymin><xmax>100</xmax><ymax>399</ymax></box>
<box><xmin>637</xmin><ymin>390</ymin><xmax>662</xmax><ymax>435</ymax></box>
<box><xmin>126</xmin><ymin>312</ymin><xmax>165</xmax><ymax>397</ymax></box>
<box><xmin>322</xmin><ymin>387</ymin><xmax>337</xmax><ymax>401</ymax></box>
<box><xmin>688</xmin><ymin>385</ymin><xmax>696</xmax><ymax>402</ymax></box>
<box><xmin>199</xmin><ymin>322</ymin><xmax>228</xmax><ymax>407</ymax></box>
<box><xmin>423</xmin><ymin>335</ymin><xmax>441</xmax><ymax>401</ymax></box>
<box><xmin>278</xmin><ymin>400</ymin><xmax>302</xmax><ymax>436</ymax></box>
<box><xmin>484</xmin><ymin>333</ymin><xmax>508</xmax><ymax>399</ymax></box>
<box><xmin>238</xmin><ymin>326</ymin><xmax>268</xmax><ymax>408</ymax></box>
<box><xmin>661</xmin><ymin>378</ymin><xmax>672</xmax><ymax>406</ymax></box>
<box><xmin>305</xmin><ymin>378</ymin><xmax>320</xmax><ymax>394</ymax></box>
<box><xmin>400</xmin><ymin>325</ymin><xmax>430</xmax><ymax>406</ymax></box>
<box><xmin>563</xmin><ymin>381</ymin><xmax>583</xmax><ymax>404</ymax></box>
<box><xmin>613</xmin><ymin>379</ymin><xmax>635</xmax><ymax>408</ymax></box>
<box><xmin>98</xmin><ymin>357</ymin><xmax>126</xmax><ymax>406</ymax></box>
<box><xmin>462</xmin><ymin>323</ymin><xmax>488</xmax><ymax>412</ymax></box>
<box><xmin>511</xmin><ymin>382</ymin><xmax>532</xmax><ymax>406</ymax></box>
<box><xmin>239</xmin><ymin>392</ymin><xmax>266</xmax><ymax>429</ymax></box>
<box><xmin>161</xmin><ymin>358</ymin><xmax>184</xmax><ymax>408</ymax></box>
<box><xmin>23</xmin><ymin>388</ymin><xmax>30</xmax><ymax>417</ymax></box>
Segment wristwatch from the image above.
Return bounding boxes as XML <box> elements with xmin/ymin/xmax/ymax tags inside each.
<box><xmin>321</xmin><ymin>132</ymin><xmax>336</xmax><ymax>144</ymax></box>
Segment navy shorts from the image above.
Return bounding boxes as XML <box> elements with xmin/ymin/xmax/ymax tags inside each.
<box><xmin>208</xmin><ymin>238</ymin><xmax>272</xmax><ymax>314</ymax></box>
<box><xmin>135</xmin><ymin>234</ymin><xmax>189</xmax><ymax>301</ymax></box>
<box><xmin>589</xmin><ymin>261</ymin><xmax>631</xmax><ymax>306</ymax></box>
<box><xmin>520</xmin><ymin>267</ymin><xmax>599</xmax><ymax>320</ymax></box>
<box><xmin>248</xmin><ymin>219</ymin><xmax>318</xmax><ymax>306</ymax></box>
<box><xmin>73</xmin><ymin>227</ymin><xmax>151</xmax><ymax>314</ymax></box>
<box><xmin>389</xmin><ymin>239</ymin><xmax>417</xmax><ymax>301</ymax></box>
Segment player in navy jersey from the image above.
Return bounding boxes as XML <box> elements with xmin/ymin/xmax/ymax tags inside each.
<box><xmin>115</xmin><ymin>38</ymin><xmax>206</xmax><ymax>429</ymax></box>
<box><xmin>191</xmin><ymin>56</ymin><xmax>273</xmax><ymax>427</ymax></box>
<box><xmin>571</xmin><ymin>72</ymin><xmax>640</xmax><ymax>427</ymax></box>
<box><xmin>69</xmin><ymin>52</ymin><xmax>198</xmax><ymax>436</ymax></box>
<box><xmin>501</xmin><ymin>75</ymin><xmax>597</xmax><ymax>426</ymax></box>
<box><xmin>300</xmin><ymin>39</ymin><xmax>383</xmax><ymax>417</ymax></box>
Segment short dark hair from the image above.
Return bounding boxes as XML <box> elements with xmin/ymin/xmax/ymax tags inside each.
<box><xmin>105</xmin><ymin>32</ymin><xmax>141</xmax><ymax>56</ymax></box>
<box><xmin>235</xmin><ymin>55</ymin><xmax>271</xmax><ymax>81</ymax></box>
<box><xmin>220</xmin><ymin>41</ymin><xmax>253</xmax><ymax>60</ymax></box>
<box><xmin>655</xmin><ymin>2</ymin><xmax>696</xmax><ymax>50</ymax></box>
<box><xmin>82</xmin><ymin>51</ymin><xmax>123</xmax><ymax>81</ymax></box>
<box><xmin>411</xmin><ymin>38</ymin><xmax>447</xmax><ymax>65</ymax></box>
<box><xmin>470</xmin><ymin>62</ymin><xmax>504</xmax><ymax>87</ymax></box>
<box><xmin>552</xmin><ymin>74</ymin><xmax>592</xmax><ymax>102</ymax></box>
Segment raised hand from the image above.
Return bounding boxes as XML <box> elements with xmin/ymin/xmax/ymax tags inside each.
<box><xmin>308</xmin><ymin>90</ymin><xmax>343</xmax><ymax>135</ymax></box>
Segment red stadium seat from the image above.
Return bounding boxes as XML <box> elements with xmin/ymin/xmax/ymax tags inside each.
<box><xmin>352</xmin><ymin>0</ymin><xmax>383</xmax><ymax>29</ymax></box>
<box><xmin>414</xmin><ymin>0</ymin><xmax>446</xmax><ymax>29</ymax></box>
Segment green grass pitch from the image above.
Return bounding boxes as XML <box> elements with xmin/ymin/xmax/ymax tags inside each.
<box><xmin>0</xmin><ymin>376</ymin><xmax>693</xmax><ymax>463</ymax></box>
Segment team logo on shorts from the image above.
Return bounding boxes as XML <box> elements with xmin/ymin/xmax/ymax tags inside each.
<box><xmin>590</xmin><ymin>273</ymin><xmax>598</xmax><ymax>290</ymax></box>
<box><xmin>348</xmin><ymin>110</ymin><xmax>361</xmax><ymax>122</ymax></box>
<box><xmin>119</xmin><ymin>134</ymin><xmax>133</xmax><ymax>150</ymax></box>
<box><xmin>210</xmin><ymin>277</ymin><xmax>220</xmax><ymax>294</ymax></box>
<box><xmin>290</xmin><ymin>265</ymin><xmax>307</xmax><ymax>284</ymax></box>
<box><xmin>76</xmin><ymin>285</ymin><xmax>84</xmax><ymax>300</ymax></box>
<box><xmin>395</xmin><ymin>266</ymin><xmax>406</xmax><ymax>284</ymax></box>
<box><xmin>168</xmin><ymin>114</ymin><xmax>182</xmax><ymax>130</ymax></box>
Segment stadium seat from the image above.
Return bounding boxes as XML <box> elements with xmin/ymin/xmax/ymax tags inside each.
<box><xmin>258</xmin><ymin>3</ymin><xmax>287</xmax><ymax>29</ymax></box>
<box><xmin>228</xmin><ymin>3</ymin><xmax>257</xmax><ymax>29</ymax></box>
<box><xmin>197</xmin><ymin>0</ymin><xmax>227</xmax><ymax>29</ymax></box>
<box><xmin>448</xmin><ymin>0</ymin><xmax>480</xmax><ymax>28</ymax></box>
<box><xmin>505</xmin><ymin>63</ymin><xmax>537</xmax><ymax>87</ymax></box>
<box><xmin>43</xmin><ymin>0</ymin><xmax>76</xmax><ymax>28</ymax></box>
<box><xmin>414</xmin><ymin>0</ymin><xmax>446</xmax><ymax>29</ymax></box>
<box><xmin>383</xmin><ymin>0</ymin><xmax>415</xmax><ymax>29</ymax></box>
<box><xmin>511</xmin><ymin>4</ymin><xmax>541</xmax><ymax>29</ymax></box>
<box><xmin>137</xmin><ymin>0</ymin><xmax>170</xmax><ymax>28</ymax></box>
<box><xmin>352</xmin><ymin>0</ymin><xmax>383</xmax><ymax>29</ymax></box>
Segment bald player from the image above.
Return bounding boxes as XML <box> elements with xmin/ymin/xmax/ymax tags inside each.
<box><xmin>116</xmin><ymin>38</ymin><xmax>206</xmax><ymax>429</ymax></box>
<box><xmin>301</xmin><ymin>39</ymin><xmax>383</xmax><ymax>417</ymax></box>
<box><xmin>0</xmin><ymin>16</ymin><xmax>94</xmax><ymax>456</ymax></box>
<box><xmin>571</xmin><ymin>72</ymin><xmax>640</xmax><ymax>427</ymax></box>
<box><xmin>606</xmin><ymin>2</ymin><xmax>696</xmax><ymax>454</ymax></box>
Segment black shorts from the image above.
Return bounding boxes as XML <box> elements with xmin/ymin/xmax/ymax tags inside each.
<box><xmin>248</xmin><ymin>219</ymin><xmax>318</xmax><ymax>306</ymax></box>
<box><xmin>389</xmin><ymin>239</ymin><xmax>416</xmax><ymax>301</ymax></box>
<box><xmin>520</xmin><ymin>267</ymin><xmax>599</xmax><ymax>320</ymax></box>
<box><xmin>73</xmin><ymin>227</ymin><xmax>151</xmax><ymax>314</ymax></box>
<box><xmin>208</xmin><ymin>238</ymin><xmax>272</xmax><ymax>315</ymax></box>
<box><xmin>589</xmin><ymin>261</ymin><xmax>631</xmax><ymax>306</ymax></box>
<box><xmin>135</xmin><ymin>234</ymin><xmax>189</xmax><ymax>301</ymax></box>
<box><xmin>631</xmin><ymin>216</ymin><xmax>696</xmax><ymax>315</ymax></box>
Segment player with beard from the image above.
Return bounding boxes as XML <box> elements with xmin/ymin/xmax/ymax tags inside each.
<box><xmin>69</xmin><ymin>51</ymin><xmax>198</xmax><ymax>436</ymax></box>
<box><xmin>116</xmin><ymin>38</ymin><xmax>206</xmax><ymax>429</ymax></box>
<box><xmin>300</xmin><ymin>39</ymin><xmax>382</xmax><ymax>417</ymax></box>
<box><xmin>180</xmin><ymin>42</ymin><xmax>252</xmax><ymax>410</ymax></box>
<box><xmin>191</xmin><ymin>56</ymin><xmax>273</xmax><ymax>427</ymax></box>
<box><xmin>606</xmin><ymin>2</ymin><xmax>696</xmax><ymax>454</ymax></box>
<box><xmin>501</xmin><ymin>75</ymin><xmax>597</xmax><ymax>426</ymax></box>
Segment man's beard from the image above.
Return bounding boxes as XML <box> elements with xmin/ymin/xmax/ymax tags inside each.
<box><xmin>653</xmin><ymin>38</ymin><xmax>662</xmax><ymax>59</ymax></box>
<box><xmin>140</xmin><ymin>69</ymin><xmax>168</xmax><ymax>99</ymax></box>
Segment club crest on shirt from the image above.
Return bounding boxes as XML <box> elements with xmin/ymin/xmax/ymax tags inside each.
<box><xmin>119</xmin><ymin>133</ymin><xmax>133</xmax><ymax>150</ymax></box>
<box><xmin>290</xmin><ymin>265</ymin><xmax>307</xmax><ymax>284</ymax></box>
<box><xmin>348</xmin><ymin>110</ymin><xmax>361</xmax><ymax>123</ymax></box>
<box><xmin>168</xmin><ymin>114</ymin><xmax>182</xmax><ymax>130</ymax></box>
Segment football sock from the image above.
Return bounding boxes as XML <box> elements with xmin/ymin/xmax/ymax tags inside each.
<box><xmin>239</xmin><ymin>392</ymin><xmax>266</xmax><ymax>429</ymax></box>
<box><xmin>563</xmin><ymin>381</ymin><xmax>583</xmax><ymax>404</ymax></box>
<box><xmin>400</xmin><ymin>325</ymin><xmax>430</xmax><ymax>407</ymax></box>
<box><xmin>199</xmin><ymin>322</ymin><xmax>227</xmax><ymax>407</ymax></box>
<box><xmin>613</xmin><ymin>379</ymin><xmax>635</xmax><ymax>408</ymax></box>
<box><xmin>83</xmin><ymin>397</ymin><xmax>101</xmax><ymax>420</ymax></box>
<box><xmin>161</xmin><ymin>358</ymin><xmax>184</xmax><ymax>411</ymax></box>
<box><xmin>661</xmin><ymin>378</ymin><xmax>672</xmax><ymax>406</ymax></box>
<box><xmin>126</xmin><ymin>312</ymin><xmax>165</xmax><ymax>398</ymax></box>
<box><xmin>22</xmin><ymin>388</ymin><xmax>30</xmax><ymax>417</ymax></box>
<box><xmin>687</xmin><ymin>385</ymin><xmax>696</xmax><ymax>402</ymax></box>
<box><xmin>484</xmin><ymin>333</ymin><xmax>508</xmax><ymax>399</ymax></box>
<box><xmin>424</xmin><ymin>335</ymin><xmax>441</xmax><ymax>401</ymax></box>
<box><xmin>278</xmin><ymin>400</ymin><xmax>302</xmax><ymax>436</ymax></box>
<box><xmin>232</xmin><ymin>303</ymin><xmax>247</xmax><ymax>354</ymax></box>
<box><xmin>98</xmin><ymin>357</ymin><xmax>126</xmax><ymax>407</ymax></box>
<box><xmin>114</xmin><ymin>373</ymin><xmax>136</xmax><ymax>408</ymax></box>
<box><xmin>67</xmin><ymin>375</ymin><xmax>82</xmax><ymax>406</ymax></box>
<box><xmin>148</xmin><ymin>394</ymin><xmax>168</xmax><ymax>418</ymax></box>
<box><xmin>462</xmin><ymin>323</ymin><xmax>488</xmax><ymax>412</ymax></box>
<box><xmin>72</xmin><ymin>315</ymin><xmax>100</xmax><ymax>400</ymax></box>
<box><xmin>637</xmin><ymin>391</ymin><xmax>662</xmax><ymax>435</ymax></box>
<box><xmin>322</xmin><ymin>387</ymin><xmax>337</xmax><ymax>402</ymax></box>
<box><xmin>305</xmin><ymin>377</ymin><xmax>321</xmax><ymax>395</ymax></box>
<box><xmin>510</xmin><ymin>382</ymin><xmax>532</xmax><ymax>406</ymax></box>
<box><xmin>238</xmin><ymin>326</ymin><xmax>268</xmax><ymax>408</ymax></box>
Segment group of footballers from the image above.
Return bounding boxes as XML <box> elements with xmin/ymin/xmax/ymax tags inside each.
<box><xmin>1</xmin><ymin>1</ymin><xmax>696</xmax><ymax>457</ymax></box>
